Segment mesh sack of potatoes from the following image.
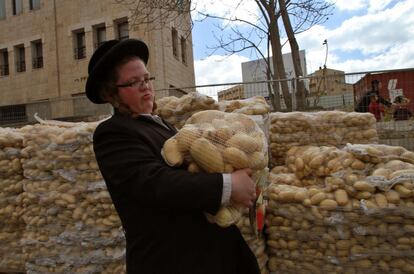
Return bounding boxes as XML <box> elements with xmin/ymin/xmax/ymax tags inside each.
<box><xmin>161</xmin><ymin>110</ymin><xmax>268</xmax><ymax>227</ymax></box>
<box><xmin>285</xmin><ymin>145</ymin><xmax>368</xmax><ymax>179</ymax></box>
<box><xmin>0</xmin><ymin>127</ymin><xmax>26</xmax><ymax>272</ymax></box>
<box><xmin>345</xmin><ymin>143</ymin><xmax>414</xmax><ymax>165</ymax></box>
<box><xmin>19</xmin><ymin>122</ymin><xmax>126</xmax><ymax>273</ymax></box>
<box><xmin>155</xmin><ymin>92</ymin><xmax>219</xmax><ymax>129</ymax></box>
<box><xmin>269</xmin><ymin>111</ymin><xmax>378</xmax><ymax>167</ymax></box>
<box><xmin>218</xmin><ymin>96</ymin><xmax>270</xmax><ymax>115</ymax></box>
<box><xmin>265</xmin><ymin>156</ymin><xmax>414</xmax><ymax>274</ymax></box>
<box><xmin>23</xmin><ymin>241</ymin><xmax>125</xmax><ymax>274</ymax></box>
<box><xmin>269</xmin><ymin>166</ymin><xmax>326</xmax><ymax>187</ymax></box>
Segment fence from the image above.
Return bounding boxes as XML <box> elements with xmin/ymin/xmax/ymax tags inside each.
<box><xmin>0</xmin><ymin>68</ymin><xmax>413</xmax><ymax>150</ymax></box>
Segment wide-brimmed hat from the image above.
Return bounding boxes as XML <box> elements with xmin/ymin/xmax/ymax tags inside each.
<box><xmin>85</xmin><ymin>39</ymin><xmax>149</xmax><ymax>104</ymax></box>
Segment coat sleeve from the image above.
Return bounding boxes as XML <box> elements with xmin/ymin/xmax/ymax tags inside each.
<box><xmin>93</xmin><ymin>122</ymin><xmax>223</xmax><ymax>215</ymax></box>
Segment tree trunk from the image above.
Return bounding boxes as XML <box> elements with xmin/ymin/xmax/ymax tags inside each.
<box><xmin>266</xmin><ymin>67</ymin><xmax>281</xmax><ymax>111</ymax></box>
<box><xmin>267</xmin><ymin>2</ymin><xmax>292</xmax><ymax>110</ymax></box>
<box><xmin>278</xmin><ymin>0</ymin><xmax>306</xmax><ymax>110</ymax></box>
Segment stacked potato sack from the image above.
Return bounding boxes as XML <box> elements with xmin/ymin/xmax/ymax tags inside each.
<box><xmin>162</xmin><ymin>110</ymin><xmax>268</xmax><ymax>227</ymax></box>
<box><xmin>0</xmin><ymin>128</ymin><xmax>26</xmax><ymax>272</ymax></box>
<box><xmin>155</xmin><ymin>92</ymin><xmax>219</xmax><ymax>129</ymax></box>
<box><xmin>218</xmin><ymin>96</ymin><xmax>270</xmax><ymax>115</ymax></box>
<box><xmin>19</xmin><ymin>122</ymin><xmax>125</xmax><ymax>274</ymax></box>
<box><xmin>269</xmin><ymin>111</ymin><xmax>378</xmax><ymax>166</ymax></box>
<box><xmin>236</xmin><ymin>209</ymin><xmax>269</xmax><ymax>274</ymax></box>
<box><xmin>266</xmin><ymin>144</ymin><xmax>414</xmax><ymax>274</ymax></box>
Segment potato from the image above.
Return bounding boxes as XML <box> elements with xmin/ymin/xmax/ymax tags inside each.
<box><xmin>190</xmin><ymin>137</ymin><xmax>224</xmax><ymax>173</ymax></box>
<box><xmin>222</xmin><ymin>147</ymin><xmax>249</xmax><ymax>169</ymax></box>
<box><xmin>226</xmin><ymin>133</ymin><xmax>261</xmax><ymax>153</ymax></box>
<box><xmin>162</xmin><ymin>138</ymin><xmax>184</xmax><ymax>167</ymax></box>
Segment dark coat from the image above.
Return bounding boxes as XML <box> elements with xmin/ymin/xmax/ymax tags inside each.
<box><xmin>93</xmin><ymin>112</ymin><xmax>260</xmax><ymax>274</ymax></box>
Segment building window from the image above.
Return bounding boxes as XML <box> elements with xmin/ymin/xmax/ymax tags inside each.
<box><xmin>117</xmin><ymin>21</ymin><xmax>129</xmax><ymax>40</ymax></box>
<box><xmin>0</xmin><ymin>0</ymin><xmax>6</xmax><ymax>20</ymax></box>
<box><xmin>73</xmin><ymin>30</ymin><xmax>86</xmax><ymax>60</ymax></box>
<box><xmin>172</xmin><ymin>28</ymin><xmax>178</xmax><ymax>58</ymax></box>
<box><xmin>31</xmin><ymin>40</ymin><xmax>43</xmax><ymax>69</ymax></box>
<box><xmin>29</xmin><ymin>0</ymin><xmax>40</xmax><ymax>10</ymax></box>
<box><xmin>15</xmin><ymin>44</ymin><xmax>25</xmax><ymax>72</ymax></box>
<box><xmin>180</xmin><ymin>36</ymin><xmax>187</xmax><ymax>64</ymax></box>
<box><xmin>0</xmin><ymin>49</ymin><xmax>9</xmax><ymax>76</ymax></box>
<box><xmin>12</xmin><ymin>0</ymin><xmax>23</xmax><ymax>15</ymax></box>
<box><xmin>0</xmin><ymin>104</ymin><xmax>27</xmax><ymax>123</ymax></box>
<box><xmin>94</xmin><ymin>25</ymin><xmax>106</xmax><ymax>49</ymax></box>
<box><xmin>177</xmin><ymin>0</ymin><xmax>184</xmax><ymax>12</ymax></box>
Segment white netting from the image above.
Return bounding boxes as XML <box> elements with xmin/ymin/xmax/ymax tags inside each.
<box><xmin>266</xmin><ymin>144</ymin><xmax>414</xmax><ymax>274</ymax></box>
<box><xmin>19</xmin><ymin>122</ymin><xmax>126</xmax><ymax>274</ymax></box>
<box><xmin>161</xmin><ymin>110</ymin><xmax>268</xmax><ymax>227</ymax></box>
<box><xmin>269</xmin><ymin>111</ymin><xmax>378</xmax><ymax>166</ymax></box>
<box><xmin>0</xmin><ymin>127</ymin><xmax>26</xmax><ymax>272</ymax></box>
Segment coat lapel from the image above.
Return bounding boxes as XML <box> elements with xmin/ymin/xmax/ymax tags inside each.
<box><xmin>137</xmin><ymin>116</ymin><xmax>176</xmax><ymax>140</ymax></box>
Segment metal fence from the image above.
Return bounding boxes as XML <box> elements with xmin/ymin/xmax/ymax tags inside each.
<box><xmin>0</xmin><ymin>68</ymin><xmax>413</xmax><ymax>150</ymax></box>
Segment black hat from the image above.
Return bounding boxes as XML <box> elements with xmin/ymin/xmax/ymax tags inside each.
<box><xmin>85</xmin><ymin>39</ymin><xmax>149</xmax><ymax>104</ymax></box>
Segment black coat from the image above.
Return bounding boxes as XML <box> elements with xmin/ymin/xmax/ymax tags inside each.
<box><xmin>93</xmin><ymin>112</ymin><xmax>260</xmax><ymax>274</ymax></box>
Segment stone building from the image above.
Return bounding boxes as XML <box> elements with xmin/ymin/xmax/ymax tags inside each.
<box><xmin>217</xmin><ymin>85</ymin><xmax>245</xmax><ymax>101</ymax></box>
<box><xmin>0</xmin><ymin>0</ymin><xmax>195</xmax><ymax>125</ymax></box>
<box><xmin>308</xmin><ymin>67</ymin><xmax>353</xmax><ymax>96</ymax></box>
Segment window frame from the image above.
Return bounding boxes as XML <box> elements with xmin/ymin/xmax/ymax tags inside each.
<box><xmin>31</xmin><ymin>40</ymin><xmax>43</xmax><ymax>69</ymax></box>
<box><xmin>0</xmin><ymin>0</ymin><xmax>6</xmax><ymax>20</ymax></box>
<box><xmin>29</xmin><ymin>0</ymin><xmax>40</xmax><ymax>10</ymax></box>
<box><xmin>93</xmin><ymin>24</ymin><xmax>106</xmax><ymax>50</ymax></box>
<box><xmin>12</xmin><ymin>0</ymin><xmax>23</xmax><ymax>15</ymax></box>
<box><xmin>117</xmin><ymin>21</ymin><xmax>129</xmax><ymax>41</ymax></box>
<box><xmin>73</xmin><ymin>30</ymin><xmax>86</xmax><ymax>60</ymax></box>
<box><xmin>14</xmin><ymin>44</ymin><xmax>26</xmax><ymax>73</ymax></box>
<box><xmin>172</xmin><ymin>27</ymin><xmax>178</xmax><ymax>58</ymax></box>
<box><xmin>0</xmin><ymin>48</ymin><xmax>9</xmax><ymax>76</ymax></box>
<box><xmin>180</xmin><ymin>36</ymin><xmax>187</xmax><ymax>64</ymax></box>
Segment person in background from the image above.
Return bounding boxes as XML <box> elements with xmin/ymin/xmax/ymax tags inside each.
<box><xmin>393</xmin><ymin>95</ymin><xmax>412</xmax><ymax>121</ymax></box>
<box><xmin>355</xmin><ymin>79</ymin><xmax>392</xmax><ymax>112</ymax></box>
<box><xmin>85</xmin><ymin>38</ymin><xmax>260</xmax><ymax>274</ymax></box>
<box><xmin>368</xmin><ymin>93</ymin><xmax>385</xmax><ymax>121</ymax></box>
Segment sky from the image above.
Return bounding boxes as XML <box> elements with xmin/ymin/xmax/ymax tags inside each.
<box><xmin>190</xmin><ymin>0</ymin><xmax>414</xmax><ymax>86</ymax></box>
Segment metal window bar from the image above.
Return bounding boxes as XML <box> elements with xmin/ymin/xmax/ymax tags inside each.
<box><xmin>32</xmin><ymin>56</ymin><xmax>43</xmax><ymax>68</ymax></box>
<box><xmin>74</xmin><ymin>46</ymin><xmax>86</xmax><ymax>59</ymax></box>
<box><xmin>118</xmin><ymin>35</ymin><xmax>129</xmax><ymax>41</ymax></box>
<box><xmin>16</xmin><ymin>60</ymin><xmax>25</xmax><ymax>72</ymax></box>
<box><xmin>94</xmin><ymin>41</ymin><xmax>106</xmax><ymax>50</ymax></box>
<box><xmin>0</xmin><ymin>64</ymin><xmax>9</xmax><ymax>76</ymax></box>
<box><xmin>0</xmin><ymin>104</ymin><xmax>27</xmax><ymax>123</ymax></box>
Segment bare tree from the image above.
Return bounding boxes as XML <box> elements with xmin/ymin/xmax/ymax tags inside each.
<box><xmin>197</xmin><ymin>0</ymin><xmax>333</xmax><ymax>111</ymax></box>
<box><xmin>114</xmin><ymin>0</ymin><xmax>194</xmax><ymax>36</ymax></box>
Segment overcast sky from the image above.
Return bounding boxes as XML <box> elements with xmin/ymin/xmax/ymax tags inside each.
<box><xmin>191</xmin><ymin>0</ymin><xmax>414</xmax><ymax>86</ymax></box>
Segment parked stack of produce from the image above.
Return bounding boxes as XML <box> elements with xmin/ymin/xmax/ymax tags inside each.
<box><xmin>19</xmin><ymin>122</ymin><xmax>125</xmax><ymax>274</ymax></box>
<box><xmin>0</xmin><ymin>128</ymin><xmax>26</xmax><ymax>272</ymax></box>
<box><xmin>269</xmin><ymin>111</ymin><xmax>378</xmax><ymax>166</ymax></box>
<box><xmin>218</xmin><ymin>96</ymin><xmax>270</xmax><ymax>115</ymax></box>
<box><xmin>266</xmin><ymin>144</ymin><xmax>414</xmax><ymax>273</ymax></box>
<box><xmin>237</xmin><ymin>209</ymin><xmax>269</xmax><ymax>274</ymax></box>
<box><xmin>155</xmin><ymin>92</ymin><xmax>219</xmax><ymax>129</ymax></box>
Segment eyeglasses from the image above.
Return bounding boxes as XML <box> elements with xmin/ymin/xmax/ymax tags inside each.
<box><xmin>116</xmin><ymin>76</ymin><xmax>155</xmax><ymax>89</ymax></box>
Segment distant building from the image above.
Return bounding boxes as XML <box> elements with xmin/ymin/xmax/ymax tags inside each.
<box><xmin>217</xmin><ymin>85</ymin><xmax>245</xmax><ymax>101</ymax></box>
<box><xmin>241</xmin><ymin>50</ymin><xmax>307</xmax><ymax>99</ymax></box>
<box><xmin>308</xmin><ymin>67</ymin><xmax>353</xmax><ymax>96</ymax></box>
<box><xmin>0</xmin><ymin>0</ymin><xmax>194</xmax><ymax>125</ymax></box>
